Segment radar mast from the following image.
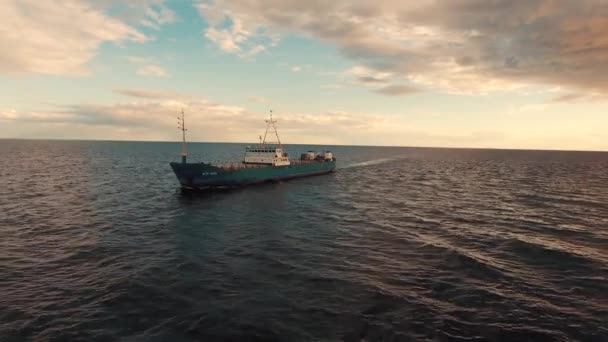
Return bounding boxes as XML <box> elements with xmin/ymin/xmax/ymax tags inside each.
<box><xmin>262</xmin><ymin>110</ymin><xmax>282</xmax><ymax>149</ymax></box>
<box><xmin>177</xmin><ymin>109</ymin><xmax>187</xmax><ymax>164</ymax></box>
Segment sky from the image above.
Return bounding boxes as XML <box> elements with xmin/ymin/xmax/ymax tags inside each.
<box><xmin>1</xmin><ymin>0</ymin><xmax>608</xmax><ymax>150</ymax></box>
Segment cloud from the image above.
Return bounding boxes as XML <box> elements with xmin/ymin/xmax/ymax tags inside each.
<box><xmin>347</xmin><ymin>66</ymin><xmax>392</xmax><ymax>80</ymax></box>
<box><xmin>195</xmin><ymin>0</ymin><xmax>278</xmax><ymax>59</ymax></box>
<box><xmin>0</xmin><ymin>91</ymin><xmax>398</xmax><ymax>144</ymax></box>
<box><xmin>358</xmin><ymin>76</ymin><xmax>388</xmax><ymax>84</ymax></box>
<box><xmin>0</xmin><ymin>95</ymin><xmax>496</xmax><ymax>147</ymax></box>
<box><xmin>204</xmin><ymin>27</ymin><xmax>244</xmax><ymax>52</ymax></box>
<box><xmin>0</xmin><ymin>109</ymin><xmax>19</xmax><ymax>120</ymax></box>
<box><xmin>0</xmin><ymin>106</ymin><xmax>130</xmax><ymax>126</ymax></box>
<box><xmin>549</xmin><ymin>92</ymin><xmax>608</xmax><ymax>103</ymax></box>
<box><xmin>90</xmin><ymin>0</ymin><xmax>176</xmax><ymax>29</ymax></box>
<box><xmin>113</xmin><ymin>89</ymin><xmax>187</xmax><ymax>99</ymax></box>
<box><xmin>196</xmin><ymin>0</ymin><xmax>608</xmax><ymax>95</ymax></box>
<box><xmin>291</xmin><ymin>66</ymin><xmax>302</xmax><ymax>72</ymax></box>
<box><xmin>247</xmin><ymin>96</ymin><xmax>268</xmax><ymax>103</ymax></box>
<box><xmin>125</xmin><ymin>56</ymin><xmax>152</xmax><ymax>64</ymax></box>
<box><xmin>343</xmin><ymin>65</ymin><xmax>410</xmax><ymax>93</ymax></box>
<box><xmin>551</xmin><ymin>93</ymin><xmax>586</xmax><ymax>102</ymax></box>
<box><xmin>320</xmin><ymin>84</ymin><xmax>344</xmax><ymax>89</ymax></box>
<box><xmin>2</xmin><ymin>100</ymin><xmax>239</xmax><ymax>128</ymax></box>
<box><xmin>4</xmin><ymin>91</ymin><xmax>608</xmax><ymax>150</ymax></box>
<box><xmin>126</xmin><ymin>55</ymin><xmax>170</xmax><ymax>77</ymax></box>
<box><xmin>239</xmin><ymin>44</ymin><xmax>266</xmax><ymax>58</ymax></box>
<box><xmin>140</xmin><ymin>1</ymin><xmax>176</xmax><ymax>29</ymax></box>
<box><xmin>136</xmin><ymin>65</ymin><xmax>170</xmax><ymax>77</ymax></box>
<box><xmin>375</xmin><ymin>85</ymin><xmax>420</xmax><ymax>96</ymax></box>
<box><xmin>342</xmin><ymin>65</ymin><xmax>420</xmax><ymax>95</ymax></box>
<box><xmin>0</xmin><ymin>0</ymin><xmax>159</xmax><ymax>76</ymax></box>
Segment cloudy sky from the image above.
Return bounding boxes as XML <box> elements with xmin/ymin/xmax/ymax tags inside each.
<box><xmin>1</xmin><ymin>0</ymin><xmax>607</xmax><ymax>150</ymax></box>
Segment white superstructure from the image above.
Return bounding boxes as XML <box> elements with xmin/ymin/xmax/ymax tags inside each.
<box><xmin>243</xmin><ymin>147</ymin><xmax>290</xmax><ymax>166</ymax></box>
<box><xmin>243</xmin><ymin>112</ymin><xmax>291</xmax><ymax>166</ymax></box>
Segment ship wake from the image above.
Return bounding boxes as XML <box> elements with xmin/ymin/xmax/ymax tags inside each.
<box><xmin>342</xmin><ymin>158</ymin><xmax>397</xmax><ymax>169</ymax></box>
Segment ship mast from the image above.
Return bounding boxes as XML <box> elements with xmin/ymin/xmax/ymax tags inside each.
<box><xmin>262</xmin><ymin>110</ymin><xmax>282</xmax><ymax>149</ymax></box>
<box><xmin>177</xmin><ymin>109</ymin><xmax>187</xmax><ymax>164</ymax></box>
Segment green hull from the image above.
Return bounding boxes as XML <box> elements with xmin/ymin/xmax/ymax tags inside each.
<box><xmin>170</xmin><ymin>160</ymin><xmax>336</xmax><ymax>189</ymax></box>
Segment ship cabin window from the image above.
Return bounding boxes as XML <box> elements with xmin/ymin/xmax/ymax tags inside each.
<box><xmin>246</xmin><ymin>147</ymin><xmax>278</xmax><ymax>153</ymax></box>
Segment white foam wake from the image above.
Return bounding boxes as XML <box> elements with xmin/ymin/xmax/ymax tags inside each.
<box><xmin>341</xmin><ymin>158</ymin><xmax>396</xmax><ymax>169</ymax></box>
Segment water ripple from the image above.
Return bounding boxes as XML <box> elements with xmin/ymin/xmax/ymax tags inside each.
<box><xmin>1</xmin><ymin>141</ymin><xmax>607</xmax><ymax>341</ymax></box>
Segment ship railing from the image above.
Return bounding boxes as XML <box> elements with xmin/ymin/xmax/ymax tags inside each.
<box><xmin>289</xmin><ymin>159</ymin><xmax>325</xmax><ymax>165</ymax></box>
<box><xmin>212</xmin><ymin>159</ymin><xmax>329</xmax><ymax>170</ymax></box>
<box><xmin>213</xmin><ymin>162</ymin><xmax>270</xmax><ymax>170</ymax></box>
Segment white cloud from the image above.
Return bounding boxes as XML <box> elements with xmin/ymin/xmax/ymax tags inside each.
<box><xmin>141</xmin><ymin>2</ymin><xmax>176</xmax><ymax>29</ymax></box>
<box><xmin>0</xmin><ymin>0</ymin><xmax>150</xmax><ymax>76</ymax></box>
<box><xmin>136</xmin><ymin>65</ymin><xmax>170</xmax><ymax>77</ymax></box>
<box><xmin>346</xmin><ymin>66</ymin><xmax>391</xmax><ymax>80</ymax></box>
<box><xmin>549</xmin><ymin>92</ymin><xmax>608</xmax><ymax>103</ymax></box>
<box><xmin>113</xmin><ymin>88</ymin><xmax>188</xmax><ymax>99</ymax></box>
<box><xmin>91</xmin><ymin>0</ymin><xmax>176</xmax><ymax>30</ymax></box>
<box><xmin>0</xmin><ymin>109</ymin><xmax>18</xmax><ymax>120</ymax></box>
<box><xmin>0</xmin><ymin>90</ymin><xmax>400</xmax><ymax>144</ymax></box>
<box><xmin>291</xmin><ymin>66</ymin><xmax>302</xmax><ymax>72</ymax></box>
<box><xmin>3</xmin><ymin>90</ymin><xmax>608</xmax><ymax>150</ymax></box>
<box><xmin>126</xmin><ymin>56</ymin><xmax>152</xmax><ymax>64</ymax></box>
<box><xmin>240</xmin><ymin>44</ymin><xmax>266</xmax><ymax>58</ymax></box>
<box><xmin>375</xmin><ymin>85</ymin><xmax>420</xmax><ymax>96</ymax></box>
<box><xmin>125</xmin><ymin>55</ymin><xmax>170</xmax><ymax>77</ymax></box>
<box><xmin>320</xmin><ymin>84</ymin><xmax>344</xmax><ymax>89</ymax></box>
<box><xmin>204</xmin><ymin>27</ymin><xmax>243</xmax><ymax>52</ymax></box>
<box><xmin>195</xmin><ymin>0</ymin><xmax>275</xmax><ymax>59</ymax></box>
<box><xmin>345</xmin><ymin>66</ymin><xmax>393</xmax><ymax>86</ymax></box>
<box><xmin>195</xmin><ymin>0</ymin><xmax>608</xmax><ymax>95</ymax></box>
<box><xmin>247</xmin><ymin>96</ymin><xmax>268</xmax><ymax>103</ymax></box>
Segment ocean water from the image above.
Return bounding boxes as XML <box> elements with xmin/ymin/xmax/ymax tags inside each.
<box><xmin>1</xmin><ymin>139</ymin><xmax>607</xmax><ymax>341</ymax></box>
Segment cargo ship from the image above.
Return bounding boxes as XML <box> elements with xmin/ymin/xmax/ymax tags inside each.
<box><xmin>170</xmin><ymin>111</ymin><xmax>336</xmax><ymax>190</ymax></box>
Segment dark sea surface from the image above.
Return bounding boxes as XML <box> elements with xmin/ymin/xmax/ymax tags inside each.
<box><xmin>1</xmin><ymin>139</ymin><xmax>607</xmax><ymax>341</ymax></box>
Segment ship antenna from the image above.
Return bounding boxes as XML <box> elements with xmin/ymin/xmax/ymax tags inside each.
<box><xmin>262</xmin><ymin>110</ymin><xmax>271</xmax><ymax>146</ymax></box>
<box><xmin>177</xmin><ymin>108</ymin><xmax>187</xmax><ymax>163</ymax></box>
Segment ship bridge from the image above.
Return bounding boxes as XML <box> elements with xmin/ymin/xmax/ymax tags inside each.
<box><xmin>243</xmin><ymin>146</ymin><xmax>290</xmax><ymax>166</ymax></box>
<box><xmin>242</xmin><ymin>112</ymin><xmax>290</xmax><ymax>166</ymax></box>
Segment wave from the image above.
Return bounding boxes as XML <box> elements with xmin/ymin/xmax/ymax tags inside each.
<box><xmin>3</xmin><ymin>141</ymin><xmax>608</xmax><ymax>341</ymax></box>
<box><xmin>341</xmin><ymin>158</ymin><xmax>398</xmax><ymax>169</ymax></box>
<box><xmin>502</xmin><ymin>237</ymin><xmax>603</xmax><ymax>271</ymax></box>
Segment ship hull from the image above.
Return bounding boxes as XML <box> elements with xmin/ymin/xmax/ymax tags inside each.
<box><xmin>170</xmin><ymin>160</ymin><xmax>336</xmax><ymax>189</ymax></box>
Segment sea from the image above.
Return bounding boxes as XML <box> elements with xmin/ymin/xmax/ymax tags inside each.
<box><xmin>1</xmin><ymin>139</ymin><xmax>607</xmax><ymax>341</ymax></box>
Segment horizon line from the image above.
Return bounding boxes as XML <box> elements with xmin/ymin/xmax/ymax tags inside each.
<box><xmin>2</xmin><ymin>137</ymin><xmax>607</xmax><ymax>153</ymax></box>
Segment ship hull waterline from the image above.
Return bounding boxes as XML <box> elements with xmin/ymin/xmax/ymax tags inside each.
<box><xmin>170</xmin><ymin>160</ymin><xmax>336</xmax><ymax>190</ymax></box>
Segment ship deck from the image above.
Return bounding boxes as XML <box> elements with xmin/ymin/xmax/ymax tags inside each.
<box><xmin>213</xmin><ymin>159</ymin><xmax>329</xmax><ymax>171</ymax></box>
